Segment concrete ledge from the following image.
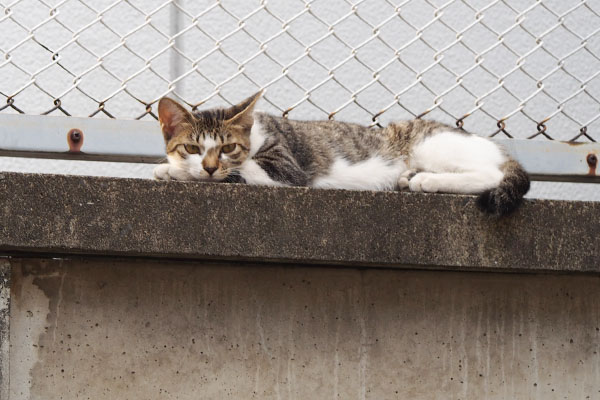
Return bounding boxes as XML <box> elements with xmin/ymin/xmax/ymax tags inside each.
<box><xmin>0</xmin><ymin>172</ymin><xmax>598</xmax><ymax>273</ymax></box>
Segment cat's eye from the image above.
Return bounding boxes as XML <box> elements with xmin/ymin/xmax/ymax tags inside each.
<box><xmin>221</xmin><ymin>143</ymin><xmax>236</xmax><ymax>153</ymax></box>
<box><xmin>184</xmin><ymin>144</ymin><xmax>200</xmax><ymax>154</ymax></box>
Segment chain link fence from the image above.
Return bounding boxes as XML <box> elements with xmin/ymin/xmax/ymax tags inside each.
<box><xmin>0</xmin><ymin>0</ymin><xmax>599</xmax><ymax>142</ymax></box>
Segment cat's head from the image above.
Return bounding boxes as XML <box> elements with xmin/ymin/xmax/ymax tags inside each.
<box><xmin>157</xmin><ymin>91</ymin><xmax>262</xmax><ymax>181</ymax></box>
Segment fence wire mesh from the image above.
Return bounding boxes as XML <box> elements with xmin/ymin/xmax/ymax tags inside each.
<box><xmin>0</xmin><ymin>0</ymin><xmax>599</xmax><ymax>142</ymax></box>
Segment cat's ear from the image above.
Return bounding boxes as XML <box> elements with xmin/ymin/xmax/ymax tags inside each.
<box><xmin>158</xmin><ymin>97</ymin><xmax>192</xmax><ymax>141</ymax></box>
<box><xmin>224</xmin><ymin>90</ymin><xmax>263</xmax><ymax>132</ymax></box>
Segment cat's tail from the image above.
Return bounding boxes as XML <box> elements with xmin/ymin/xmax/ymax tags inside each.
<box><xmin>477</xmin><ymin>159</ymin><xmax>530</xmax><ymax>216</ymax></box>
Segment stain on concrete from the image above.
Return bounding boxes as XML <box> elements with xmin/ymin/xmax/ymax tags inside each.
<box><xmin>9</xmin><ymin>260</ymin><xmax>54</xmax><ymax>400</ymax></box>
<box><xmin>0</xmin><ymin>260</ymin><xmax>10</xmax><ymax>400</ymax></box>
<box><xmin>8</xmin><ymin>257</ymin><xmax>600</xmax><ymax>399</ymax></box>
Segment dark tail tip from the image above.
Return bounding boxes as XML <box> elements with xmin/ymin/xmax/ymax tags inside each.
<box><xmin>476</xmin><ymin>188</ymin><xmax>521</xmax><ymax>216</ymax></box>
<box><xmin>477</xmin><ymin>160</ymin><xmax>530</xmax><ymax>217</ymax></box>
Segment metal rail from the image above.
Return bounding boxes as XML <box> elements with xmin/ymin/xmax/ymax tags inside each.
<box><xmin>0</xmin><ymin>114</ymin><xmax>597</xmax><ymax>182</ymax></box>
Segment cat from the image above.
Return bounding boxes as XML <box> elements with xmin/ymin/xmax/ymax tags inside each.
<box><xmin>154</xmin><ymin>91</ymin><xmax>530</xmax><ymax>216</ymax></box>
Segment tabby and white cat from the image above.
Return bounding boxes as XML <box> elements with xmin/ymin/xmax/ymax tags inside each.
<box><xmin>154</xmin><ymin>91</ymin><xmax>530</xmax><ymax>216</ymax></box>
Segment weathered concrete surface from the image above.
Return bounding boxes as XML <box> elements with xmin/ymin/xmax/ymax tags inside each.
<box><xmin>8</xmin><ymin>257</ymin><xmax>600</xmax><ymax>400</ymax></box>
<box><xmin>0</xmin><ymin>260</ymin><xmax>9</xmax><ymax>400</ymax></box>
<box><xmin>0</xmin><ymin>172</ymin><xmax>599</xmax><ymax>272</ymax></box>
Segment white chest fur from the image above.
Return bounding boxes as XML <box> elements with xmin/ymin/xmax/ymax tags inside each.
<box><xmin>239</xmin><ymin>159</ymin><xmax>284</xmax><ymax>186</ymax></box>
<box><xmin>238</xmin><ymin>121</ymin><xmax>284</xmax><ymax>186</ymax></box>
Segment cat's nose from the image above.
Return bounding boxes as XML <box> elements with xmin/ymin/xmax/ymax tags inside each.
<box><xmin>204</xmin><ymin>166</ymin><xmax>218</xmax><ymax>176</ymax></box>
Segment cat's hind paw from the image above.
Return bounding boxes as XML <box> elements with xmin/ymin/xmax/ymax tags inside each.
<box><xmin>408</xmin><ymin>172</ymin><xmax>440</xmax><ymax>193</ymax></box>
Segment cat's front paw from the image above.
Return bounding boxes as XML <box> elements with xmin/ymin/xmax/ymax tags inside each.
<box><xmin>408</xmin><ymin>172</ymin><xmax>440</xmax><ymax>193</ymax></box>
<box><xmin>153</xmin><ymin>164</ymin><xmax>194</xmax><ymax>181</ymax></box>
<box><xmin>153</xmin><ymin>164</ymin><xmax>172</xmax><ymax>181</ymax></box>
<box><xmin>168</xmin><ymin>167</ymin><xmax>194</xmax><ymax>181</ymax></box>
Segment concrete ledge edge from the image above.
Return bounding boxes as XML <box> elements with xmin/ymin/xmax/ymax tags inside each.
<box><xmin>0</xmin><ymin>172</ymin><xmax>598</xmax><ymax>273</ymax></box>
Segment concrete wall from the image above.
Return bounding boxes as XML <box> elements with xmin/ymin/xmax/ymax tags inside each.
<box><xmin>7</xmin><ymin>257</ymin><xmax>600</xmax><ymax>400</ymax></box>
<box><xmin>1</xmin><ymin>173</ymin><xmax>599</xmax><ymax>399</ymax></box>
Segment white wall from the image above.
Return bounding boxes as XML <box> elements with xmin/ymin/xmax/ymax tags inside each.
<box><xmin>0</xmin><ymin>0</ymin><xmax>598</xmax><ymax>200</ymax></box>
